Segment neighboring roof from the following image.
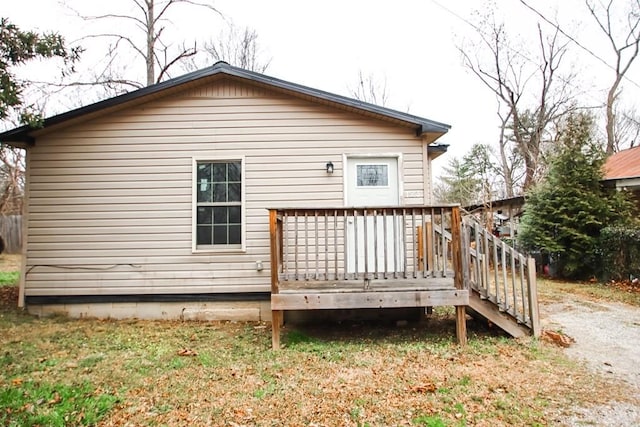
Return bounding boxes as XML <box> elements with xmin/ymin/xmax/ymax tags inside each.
<box><xmin>604</xmin><ymin>145</ymin><xmax>640</xmax><ymax>180</ymax></box>
<box><xmin>0</xmin><ymin>61</ymin><xmax>451</xmax><ymax>144</ymax></box>
<box><xmin>465</xmin><ymin>196</ymin><xmax>525</xmax><ymax>213</ymax></box>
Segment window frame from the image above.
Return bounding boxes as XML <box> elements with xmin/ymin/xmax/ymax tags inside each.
<box><xmin>192</xmin><ymin>156</ymin><xmax>246</xmax><ymax>253</ymax></box>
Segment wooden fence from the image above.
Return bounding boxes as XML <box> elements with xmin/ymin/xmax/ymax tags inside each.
<box><xmin>0</xmin><ymin>215</ymin><xmax>22</xmax><ymax>253</ymax></box>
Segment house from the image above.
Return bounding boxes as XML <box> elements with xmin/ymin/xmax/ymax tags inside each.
<box><xmin>2</xmin><ymin>63</ymin><xmax>541</xmax><ymax>346</ymax></box>
<box><xmin>0</xmin><ymin>62</ymin><xmax>455</xmax><ymax>322</ymax></box>
<box><xmin>603</xmin><ymin>145</ymin><xmax>640</xmax><ymax>209</ymax></box>
<box><xmin>464</xmin><ymin>196</ymin><xmax>525</xmax><ymax>240</ymax></box>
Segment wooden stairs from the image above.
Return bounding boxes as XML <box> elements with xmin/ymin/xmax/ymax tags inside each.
<box><xmin>461</xmin><ymin>215</ymin><xmax>540</xmax><ymax>338</ymax></box>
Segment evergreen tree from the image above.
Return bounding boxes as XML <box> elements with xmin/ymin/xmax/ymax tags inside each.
<box><xmin>519</xmin><ymin>112</ymin><xmax>635</xmax><ymax>279</ymax></box>
<box><xmin>0</xmin><ymin>18</ymin><xmax>80</xmax><ymax>125</ymax></box>
<box><xmin>435</xmin><ymin>143</ymin><xmax>499</xmax><ymax>206</ymax></box>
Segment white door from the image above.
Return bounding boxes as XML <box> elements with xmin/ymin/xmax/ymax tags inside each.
<box><xmin>345</xmin><ymin>157</ymin><xmax>402</xmax><ymax>274</ymax></box>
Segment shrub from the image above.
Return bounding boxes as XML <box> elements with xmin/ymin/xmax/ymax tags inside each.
<box><xmin>599</xmin><ymin>226</ymin><xmax>640</xmax><ymax>281</ymax></box>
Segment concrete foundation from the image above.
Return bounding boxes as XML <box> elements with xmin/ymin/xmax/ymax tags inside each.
<box><xmin>27</xmin><ymin>300</ymin><xmax>272</xmax><ymax>322</ymax></box>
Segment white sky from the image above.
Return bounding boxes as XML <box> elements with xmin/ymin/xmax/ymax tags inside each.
<box><xmin>4</xmin><ymin>0</ymin><xmax>640</xmax><ymax>177</ymax></box>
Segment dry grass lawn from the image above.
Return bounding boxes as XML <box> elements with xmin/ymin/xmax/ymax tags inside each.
<box><xmin>1</xmin><ymin>256</ymin><xmax>638</xmax><ymax>426</ymax></box>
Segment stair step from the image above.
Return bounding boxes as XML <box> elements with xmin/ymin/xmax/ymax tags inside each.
<box><xmin>467</xmin><ymin>291</ymin><xmax>531</xmax><ymax>338</ymax></box>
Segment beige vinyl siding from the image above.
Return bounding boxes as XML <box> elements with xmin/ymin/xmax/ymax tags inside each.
<box><xmin>25</xmin><ymin>78</ymin><xmax>431</xmax><ymax>297</ymax></box>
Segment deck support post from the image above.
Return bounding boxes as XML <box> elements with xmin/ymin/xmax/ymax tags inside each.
<box><xmin>269</xmin><ymin>209</ymin><xmax>282</xmax><ymax>350</ymax></box>
<box><xmin>456</xmin><ymin>305</ymin><xmax>467</xmax><ymax>346</ymax></box>
<box><xmin>451</xmin><ymin>206</ymin><xmax>467</xmax><ymax>346</ymax></box>
<box><xmin>526</xmin><ymin>257</ymin><xmax>541</xmax><ymax>338</ymax></box>
<box><xmin>271</xmin><ymin>310</ymin><xmax>283</xmax><ymax>350</ymax></box>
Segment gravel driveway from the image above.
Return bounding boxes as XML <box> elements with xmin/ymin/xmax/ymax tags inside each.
<box><xmin>542</xmin><ymin>296</ymin><xmax>640</xmax><ymax>426</ymax></box>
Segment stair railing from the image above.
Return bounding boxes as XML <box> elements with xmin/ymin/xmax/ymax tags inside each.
<box><xmin>461</xmin><ymin>213</ymin><xmax>540</xmax><ymax>335</ymax></box>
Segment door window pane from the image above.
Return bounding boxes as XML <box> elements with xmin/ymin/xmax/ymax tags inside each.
<box><xmin>357</xmin><ymin>164</ymin><xmax>389</xmax><ymax>187</ymax></box>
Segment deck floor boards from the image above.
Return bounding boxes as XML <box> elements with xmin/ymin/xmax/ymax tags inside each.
<box><xmin>277</xmin><ymin>278</ymin><xmax>456</xmax><ymax>293</ymax></box>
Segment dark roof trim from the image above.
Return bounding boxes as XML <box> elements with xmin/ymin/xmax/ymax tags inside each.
<box><xmin>0</xmin><ymin>62</ymin><xmax>451</xmax><ymax>143</ymax></box>
<box><xmin>428</xmin><ymin>143</ymin><xmax>449</xmax><ymax>154</ymax></box>
<box><xmin>464</xmin><ymin>196</ymin><xmax>525</xmax><ymax>213</ymax></box>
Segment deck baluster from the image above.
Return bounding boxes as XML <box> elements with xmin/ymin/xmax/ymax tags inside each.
<box><xmin>519</xmin><ymin>254</ymin><xmax>527</xmax><ymax>322</ymax></box>
<box><xmin>440</xmin><ymin>208</ymin><xmax>447</xmax><ymax>278</ymax></box>
<box><xmin>411</xmin><ymin>209</ymin><xmax>417</xmax><ymax>278</ymax></box>
<box><xmin>283</xmin><ymin>212</ymin><xmax>289</xmax><ymax>281</ymax></box>
<box><xmin>343</xmin><ymin>210</ymin><xmax>348</xmax><ymax>280</ymax></box>
<box><xmin>333</xmin><ymin>209</ymin><xmax>340</xmax><ymax>280</ymax></box>
<box><xmin>304</xmin><ymin>211</ymin><xmax>309</xmax><ymax>280</ymax></box>
<box><xmin>501</xmin><ymin>241</ymin><xmax>508</xmax><ymax>310</ymax></box>
<box><xmin>510</xmin><ymin>245</ymin><xmax>517</xmax><ymax>317</ymax></box>
<box><xmin>383</xmin><ymin>209</ymin><xmax>389</xmax><ymax>279</ymax></box>
<box><xmin>373</xmin><ymin>209</ymin><xmax>379</xmax><ymax>279</ymax></box>
<box><xmin>324</xmin><ymin>212</ymin><xmax>329</xmax><ymax>281</ymax></box>
<box><xmin>363</xmin><ymin>208</ymin><xmax>369</xmax><ymax>280</ymax></box>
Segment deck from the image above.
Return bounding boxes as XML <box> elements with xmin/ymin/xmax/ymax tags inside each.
<box><xmin>268</xmin><ymin>206</ymin><xmax>539</xmax><ymax>349</ymax></box>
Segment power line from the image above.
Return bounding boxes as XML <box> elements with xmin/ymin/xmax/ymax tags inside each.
<box><xmin>429</xmin><ymin>0</ymin><xmax>640</xmax><ymax>129</ymax></box>
<box><xmin>518</xmin><ymin>0</ymin><xmax>640</xmax><ymax>90</ymax></box>
<box><xmin>430</xmin><ymin>0</ymin><xmax>640</xmax><ymax>90</ymax></box>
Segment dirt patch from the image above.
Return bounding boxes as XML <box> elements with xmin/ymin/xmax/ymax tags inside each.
<box><xmin>0</xmin><ymin>285</ymin><xmax>18</xmax><ymax>309</ymax></box>
<box><xmin>543</xmin><ymin>299</ymin><xmax>640</xmax><ymax>389</ymax></box>
<box><xmin>541</xmin><ymin>291</ymin><xmax>640</xmax><ymax>425</ymax></box>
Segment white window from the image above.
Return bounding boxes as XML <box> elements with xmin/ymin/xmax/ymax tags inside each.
<box><xmin>194</xmin><ymin>160</ymin><xmax>243</xmax><ymax>250</ymax></box>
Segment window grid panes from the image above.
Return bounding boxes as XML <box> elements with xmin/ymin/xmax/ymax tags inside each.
<box><xmin>357</xmin><ymin>164</ymin><xmax>389</xmax><ymax>187</ymax></box>
<box><xmin>196</xmin><ymin>161</ymin><xmax>242</xmax><ymax>246</ymax></box>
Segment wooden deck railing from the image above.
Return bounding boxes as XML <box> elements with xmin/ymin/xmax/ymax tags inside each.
<box><xmin>269</xmin><ymin>206</ymin><xmax>463</xmax><ymax>290</ymax></box>
<box><xmin>267</xmin><ymin>205</ymin><xmax>539</xmax><ymax>348</ymax></box>
<box><xmin>461</xmin><ymin>216</ymin><xmax>540</xmax><ymax>335</ymax></box>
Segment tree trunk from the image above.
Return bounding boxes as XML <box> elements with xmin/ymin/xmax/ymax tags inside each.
<box><xmin>605</xmin><ymin>78</ymin><xmax>621</xmax><ymax>155</ymax></box>
<box><xmin>498</xmin><ymin>115</ymin><xmax>515</xmax><ymax>197</ymax></box>
<box><xmin>146</xmin><ymin>0</ymin><xmax>155</xmax><ymax>86</ymax></box>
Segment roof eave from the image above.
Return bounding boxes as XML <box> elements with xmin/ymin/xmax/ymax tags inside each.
<box><xmin>0</xmin><ymin>62</ymin><xmax>452</xmax><ymax>144</ymax></box>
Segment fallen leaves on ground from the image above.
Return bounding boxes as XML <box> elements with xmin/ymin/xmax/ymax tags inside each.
<box><xmin>177</xmin><ymin>348</ymin><xmax>198</xmax><ymax>357</ymax></box>
<box><xmin>542</xmin><ymin>329</ymin><xmax>576</xmax><ymax>347</ymax></box>
<box><xmin>608</xmin><ymin>279</ymin><xmax>640</xmax><ymax>294</ymax></box>
<box><xmin>2</xmin><ymin>283</ymin><xmax>638</xmax><ymax>426</ymax></box>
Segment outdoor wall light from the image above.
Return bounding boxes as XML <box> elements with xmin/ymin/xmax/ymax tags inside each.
<box><xmin>326</xmin><ymin>161</ymin><xmax>334</xmax><ymax>174</ymax></box>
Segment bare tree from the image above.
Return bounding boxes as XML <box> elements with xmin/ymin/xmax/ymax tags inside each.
<box><xmin>186</xmin><ymin>22</ymin><xmax>272</xmax><ymax>72</ymax></box>
<box><xmin>495</xmin><ymin>105</ymin><xmax>525</xmax><ymax>197</ymax></box>
<box><xmin>586</xmin><ymin>0</ymin><xmax>640</xmax><ymax>154</ymax></box>
<box><xmin>519</xmin><ymin>0</ymin><xmax>640</xmax><ymax>155</ymax></box>
<box><xmin>460</xmin><ymin>11</ymin><xmax>575</xmax><ymax>192</ymax></box>
<box><xmin>349</xmin><ymin>71</ymin><xmax>389</xmax><ymax>106</ymax></box>
<box><xmin>614</xmin><ymin>105</ymin><xmax>640</xmax><ymax>150</ymax></box>
<box><xmin>68</xmin><ymin>0</ymin><xmax>222</xmax><ymax>88</ymax></box>
<box><xmin>0</xmin><ymin>148</ymin><xmax>24</xmax><ymax>215</ymax></box>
